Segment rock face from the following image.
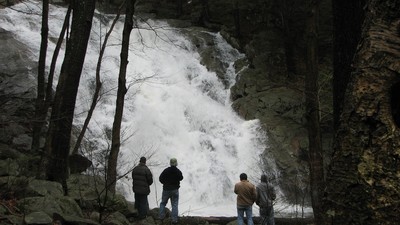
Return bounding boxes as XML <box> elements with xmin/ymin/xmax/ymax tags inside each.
<box><xmin>0</xmin><ymin>28</ymin><xmax>37</xmax><ymax>154</ymax></box>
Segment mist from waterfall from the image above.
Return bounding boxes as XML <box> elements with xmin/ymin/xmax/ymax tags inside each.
<box><xmin>0</xmin><ymin>1</ymin><xmax>283</xmax><ymax>216</ymax></box>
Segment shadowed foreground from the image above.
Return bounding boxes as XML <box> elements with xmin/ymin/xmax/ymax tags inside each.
<box><xmin>130</xmin><ymin>213</ymin><xmax>314</xmax><ymax>225</ymax></box>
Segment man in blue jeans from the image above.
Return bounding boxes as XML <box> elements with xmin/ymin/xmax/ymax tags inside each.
<box><xmin>234</xmin><ymin>173</ymin><xmax>257</xmax><ymax>225</ymax></box>
<box><xmin>159</xmin><ymin>158</ymin><xmax>183</xmax><ymax>224</ymax></box>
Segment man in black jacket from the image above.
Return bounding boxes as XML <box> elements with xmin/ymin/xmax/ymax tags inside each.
<box><xmin>158</xmin><ymin>158</ymin><xmax>183</xmax><ymax>224</ymax></box>
<box><xmin>132</xmin><ymin>157</ymin><xmax>153</xmax><ymax>219</ymax></box>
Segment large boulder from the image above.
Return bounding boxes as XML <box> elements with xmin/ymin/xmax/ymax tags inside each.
<box><xmin>18</xmin><ymin>195</ymin><xmax>84</xmax><ymax>218</ymax></box>
<box><xmin>53</xmin><ymin>213</ymin><xmax>100</xmax><ymax>225</ymax></box>
<box><xmin>0</xmin><ymin>144</ymin><xmax>21</xmax><ymax>159</ymax></box>
<box><xmin>103</xmin><ymin>211</ymin><xmax>131</xmax><ymax>225</ymax></box>
<box><xmin>24</xmin><ymin>211</ymin><xmax>52</xmax><ymax>225</ymax></box>
<box><xmin>69</xmin><ymin>154</ymin><xmax>92</xmax><ymax>174</ymax></box>
<box><xmin>0</xmin><ymin>159</ymin><xmax>20</xmax><ymax>176</ymax></box>
<box><xmin>26</xmin><ymin>179</ymin><xmax>64</xmax><ymax>197</ymax></box>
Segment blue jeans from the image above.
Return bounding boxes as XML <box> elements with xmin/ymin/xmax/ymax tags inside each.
<box><xmin>260</xmin><ymin>206</ymin><xmax>275</xmax><ymax>225</ymax></box>
<box><xmin>159</xmin><ymin>189</ymin><xmax>179</xmax><ymax>222</ymax></box>
<box><xmin>237</xmin><ymin>205</ymin><xmax>253</xmax><ymax>225</ymax></box>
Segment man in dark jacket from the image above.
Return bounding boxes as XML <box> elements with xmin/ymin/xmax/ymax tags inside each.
<box><xmin>132</xmin><ymin>156</ymin><xmax>153</xmax><ymax>219</ymax></box>
<box><xmin>158</xmin><ymin>158</ymin><xmax>183</xmax><ymax>224</ymax></box>
<box><xmin>256</xmin><ymin>174</ymin><xmax>276</xmax><ymax>225</ymax></box>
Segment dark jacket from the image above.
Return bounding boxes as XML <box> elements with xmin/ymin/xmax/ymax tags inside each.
<box><xmin>256</xmin><ymin>176</ymin><xmax>276</xmax><ymax>208</ymax></box>
<box><xmin>132</xmin><ymin>162</ymin><xmax>153</xmax><ymax>195</ymax></box>
<box><xmin>159</xmin><ymin>166</ymin><xmax>183</xmax><ymax>190</ymax></box>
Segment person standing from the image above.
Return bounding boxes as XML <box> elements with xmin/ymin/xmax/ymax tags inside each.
<box><xmin>159</xmin><ymin>158</ymin><xmax>184</xmax><ymax>224</ymax></box>
<box><xmin>256</xmin><ymin>174</ymin><xmax>276</xmax><ymax>225</ymax></box>
<box><xmin>131</xmin><ymin>156</ymin><xmax>153</xmax><ymax>219</ymax></box>
<box><xmin>234</xmin><ymin>173</ymin><xmax>257</xmax><ymax>225</ymax></box>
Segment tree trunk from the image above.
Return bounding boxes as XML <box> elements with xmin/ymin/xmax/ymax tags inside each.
<box><xmin>305</xmin><ymin>0</ymin><xmax>324</xmax><ymax>224</ymax></box>
<box><xmin>45</xmin><ymin>0</ymin><xmax>96</xmax><ymax>194</ymax></box>
<box><xmin>280</xmin><ymin>0</ymin><xmax>297</xmax><ymax>76</ymax></box>
<box><xmin>72</xmin><ymin>5</ymin><xmax>123</xmax><ymax>155</ymax></box>
<box><xmin>37</xmin><ymin>5</ymin><xmax>71</xmax><ymax>179</ymax></box>
<box><xmin>324</xmin><ymin>0</ymin><xmax>400</xmax><ymax>224</ymax></box>
<box><xmin>31</xmin><ymin>0</ymin><xmax>48</xmax><ymax>153</ymax></box>
<box><xmin>106</xmin><ymin>0</ymin><xmax>136</xmax><ymax>193</ymax></box>
<box><xmin>332</xmin><ymin>0</ymin><xmax>366</xmax><ymax>131</ymax></box>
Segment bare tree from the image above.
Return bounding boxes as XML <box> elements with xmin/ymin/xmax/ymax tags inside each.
<box><xmin>45</xmin><ymin>0</ymin><xmax>96</xmax><ymax>194</ymax></box>
<box><xmin>36</xmin><ymin>5</ymin><xmax>71</xmax><ymax>179</ymax></box>
<box><xmin>106</xmin><ymin>0</ymin><xmax>136</xmax><ymax>193</ymax></box>
<box><xmin>31</xmin><ymin>0</ymin><xmax>48</xmax><ymax>153</ymax></box>
<box><xmin>304</xmin><ymin>0</ymin><xmax>324</xmax><ymax>224</ymax></box>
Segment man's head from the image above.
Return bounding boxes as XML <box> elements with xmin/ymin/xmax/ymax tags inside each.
<box><xmin>240</xmin><ymin>173</ymin><xmax>247</xmax><ymax>181</ymax></box>
<box><xmin>170</xmin><ymin>158</ymin><xmax>178</xmax><ymax>166</ymax></box>
<box><xmin>140</xmin><ymin>157</ymin><xmax>146</xmax><ymax>164</ymax></box>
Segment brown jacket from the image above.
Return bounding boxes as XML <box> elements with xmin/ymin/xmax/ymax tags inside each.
<box><xmin>234</xmin><ymin>180</ymin><xmax>257</xmax><ymax>206</ymax></box>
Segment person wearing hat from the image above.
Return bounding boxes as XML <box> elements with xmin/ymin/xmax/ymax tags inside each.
<box><xmin>131</xmin><ymin>156</ymin><xmax>153</xmax><ymax>219</ymax></box>
<box><xmin>158</xmin><ymin>158</ymin><xmax>183</xmax><ymax>224</ymax></box>
<box><xmin>234</xmin><ymin>173</ymin><xmax>257</xmax><ymax>225</ymax></box>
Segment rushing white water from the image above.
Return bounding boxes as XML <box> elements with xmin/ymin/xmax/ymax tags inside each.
<box><xmin>0</xmin><ymin>1</ymin><xmax>284</xmax><ymax>216</ymax></box>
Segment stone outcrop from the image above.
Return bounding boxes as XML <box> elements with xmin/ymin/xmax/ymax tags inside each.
<box><xmin>0</xmin><ymin>174</ymin><xmax>138</xmax><ymax>225</ymax></box>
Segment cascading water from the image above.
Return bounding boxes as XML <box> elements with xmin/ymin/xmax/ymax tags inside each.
<box><xmin>0</xmin><ymin>1</ymin><xmax>281</xmax><ymax>216</ymax></box>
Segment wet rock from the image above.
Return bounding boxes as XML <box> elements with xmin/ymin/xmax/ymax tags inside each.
<box><xmin>24</xmin><ymin>211</ymin><xmax>52</xmax><ymax>225</ymax></box>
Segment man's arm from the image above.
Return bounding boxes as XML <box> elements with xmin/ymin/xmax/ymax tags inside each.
<box><xmin>269</xmin><ymin>187</ymin><xmax>276</xmax><ymax>200</ymax></box>
<box><xmin>159</xmin><ymin>169</ymin><xmax>165</xmax><ymax>184</ymax></box>
<box><xmin>146</xmin><ymin>167</ymin><xmax>153</xmax><ymax>185</ymax></box>
<box><xmin>178</xmin><ymin>170</ymin><xmax>183</xmax><ymax>181</ymax></box>
<box><xmin>255</xmin><ymin>187</ymin><xmax>260</xmax><ymax>205</ymax></box>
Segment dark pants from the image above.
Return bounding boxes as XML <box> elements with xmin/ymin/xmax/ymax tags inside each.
<box><xmin>260</xmin><ymin>206</ymin><xmax>275</xmax><ymax>225</ymax></box>
<box><xmin>134</xmin><ymin>193</ymin><xmax>149</xmax><ymax>218</ymax></box>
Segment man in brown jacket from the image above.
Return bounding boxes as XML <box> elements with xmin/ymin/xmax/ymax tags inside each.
<box><xmin>234</xmin><ymin>173</ymin><xmax>257</xmax><ymax>225</ymax></box>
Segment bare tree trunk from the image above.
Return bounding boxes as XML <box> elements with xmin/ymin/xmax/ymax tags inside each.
<box><xmin>332</xmin><ymin>0</ymin><xmax>366</xmax><ymax>131</ymax></box>
<box><xmin>37</xmin><ymin>5</ymin><xmax>71</xmax><ymax>179</ymax></box>
<box><xmin>31</xmin><ymin>0</ymin><xmax>48</xmax><ymax>153</ymax></box>
<box><xmin>324</xmin><ymin>0</ymin><xmax>400</xmax><ymax>224</ymax></box>
<box><xmin>45</xmin><ymin>5</ymin><xmax>71</xmax><ymax>113</ymax></box>
<box><xmin>280</xmin><ymin>0</ymin><xmax>297</xmax><ymax>76</ymax></box>
<box><xmin>45</xmin><ymin>0</ymin><xmax>96</xmax><ymax>195</ymax></box>
<box><xmin>305</xmin><ymin>0</ymin><xmax>324</xmax><ymax>224</ymax></box>
<box><xmin>106</xmin><ymin>0</ymin><xmax>136</xmax><ymax>193</ymax></box>
<box><xmin>72</xmin><ymin>3</ymin><xmax>124</xmax><ymax>155</ymax></box>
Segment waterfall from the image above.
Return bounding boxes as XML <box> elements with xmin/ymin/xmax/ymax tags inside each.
<box><xmin>0</xmin><ymin>1</ymin><xmax>278</xmax><ymax>216</ymax></box>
